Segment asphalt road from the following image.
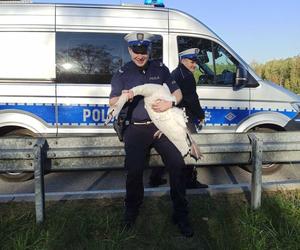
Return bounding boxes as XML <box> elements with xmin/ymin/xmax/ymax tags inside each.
<box><xmin>1</xmin><ymin>164</ymin><xmax>300</xmax><ymax>201</ymax></box>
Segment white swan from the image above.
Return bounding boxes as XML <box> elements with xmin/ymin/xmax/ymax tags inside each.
<box><xmin>106</xmin><ymin>83</ymin><xmax>202</xmax><ymax>161</ymax></box>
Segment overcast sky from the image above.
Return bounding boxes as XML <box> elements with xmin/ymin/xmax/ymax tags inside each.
<box><xmin>34</xmin><ymin>0</ymin><xmax>300</xmax><ymax>64</ymax></box>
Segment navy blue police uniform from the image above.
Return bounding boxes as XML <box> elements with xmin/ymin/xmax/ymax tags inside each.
<box><xmin>172</xmin><ymin>63</ymin><xmax>205</xmax><ymax>132</ymax></box>
<box><xmin>171</xmin><ymin>62</ymin><xmax>208</xmax><ymax>189</ymax></box>
<box><xmin>110</xmin><ymin>60</ymin><xmax>188</xmax><ymax>223</ymax></box>
<box><xmin>149</xmin><ymin>46</ymin><xmax>206</xmax><ymax>189</ymax></box>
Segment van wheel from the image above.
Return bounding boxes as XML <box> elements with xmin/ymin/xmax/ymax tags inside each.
<box><xmin>240</xmin><ymin>162</ymin><xmax>282</xmax><ymax>175</ymax></box>
<box><xmin>240</xmin><ymin>127</ymin><xmax>283</xmax><ymax>175</ymax></box>
<box><xmin>0</xmin><ymin>172</ymin><xmax>34</xmax><ymax>182</ymax></box>
<box><xmin>0</xmin><ymin>128</ymin><xmax>36</xmax><ymax>182</ymax></box>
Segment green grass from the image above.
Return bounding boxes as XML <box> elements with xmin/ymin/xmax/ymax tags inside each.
<box><xmin>0</xmin><ymin>191</ymin><xmax>300</xmax><ymax>250</ymax></box>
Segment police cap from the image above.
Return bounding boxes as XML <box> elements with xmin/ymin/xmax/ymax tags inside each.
<box><xmin>179</xmin><ymin>48</ymin><xmax>200</xmax><ymax>61</ymax></box>
<box><xmin>124</xmin><ymin>32</ymin><xmax>154</xmax><ymax>54</ymax></box>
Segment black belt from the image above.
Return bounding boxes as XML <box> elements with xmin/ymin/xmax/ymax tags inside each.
<box><xmin>132</xmin><ymin>121</ymin><xmax>153</xmax><ymax>125</ymax></box>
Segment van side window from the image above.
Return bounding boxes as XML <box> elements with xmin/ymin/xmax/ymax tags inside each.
<box><xmin>56</xmin><ymin>33</ymin><xmax>163</xmax><ymax>84</ymax></box>
<box><xmin>177</xmin><ymin>36</ymin><xmax>238</xmax><ymax>86</ymax></box>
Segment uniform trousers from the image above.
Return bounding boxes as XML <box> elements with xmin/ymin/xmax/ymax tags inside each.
<box><xmin>150</xmin><ymin>120</ymin><xmax>199</xmax><ymax>186</ymax></box>
<box><xmin>123</xmin><ymin>123</ymin><xmax>188</xmax><ymax>219</ymax></box>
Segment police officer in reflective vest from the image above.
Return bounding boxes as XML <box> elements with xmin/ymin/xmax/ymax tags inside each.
<box><xmin>109</xmin><ymin>32</ymin><xmax>193</xmax><ymax>237</ymax></box>
<box><xmin>149</xmin><ymin>48</ymin><xmax>208</xmax><ymax>189</ymax></box>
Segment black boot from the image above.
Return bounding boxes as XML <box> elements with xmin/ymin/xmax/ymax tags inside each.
<box><xmin>123</xmin><ymin>208</ymin><xmax>139</xmax><ymax>230</ymax></box>
<box><xmin>172</xmin><ymin>216</ymin><xmax>194</xmax><ymax>237</ymax></box>
<box><xmin>149</xmin><ymin>177</ymin><xmax>167</xmax><ymax>187</ymax></box>
<box><xmin>186</xmin><ymin>180</ymin><xmax>208</xmax><ymax>189</ymax></box>
<box><xmin>185</xmin><ymin>166</ymin><xmax>208</xmax><ymax>189</ymax></box>
<box><xmin>149</xmin><ymin>167</ymin><xmax>167</xmax><ymax>187</ymax></box>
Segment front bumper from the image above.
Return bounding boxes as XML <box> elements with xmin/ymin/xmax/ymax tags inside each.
<box><xmin>284</xmin><ymin>112</ymin><xmax>300</xmax><ymax>131</ymax></box>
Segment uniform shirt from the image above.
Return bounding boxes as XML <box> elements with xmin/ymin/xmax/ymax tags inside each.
<box><xmin>110</xmin><ymin>60</ymin><xmax>179</xmax><ymax>122</ymax></box>
<box><xmin>172</xmin><ymin>63</ymin><xmax>205</xmax><ymax>121</ymax></box>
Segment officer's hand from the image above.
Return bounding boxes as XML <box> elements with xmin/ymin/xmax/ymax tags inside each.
<box><xmin>197</xmin><ymin>117</ymin><xmax>204</xmax><ymax>125</ymax></box>
<box><xmin>122</xmin><ymin>90</ymin><xmax>134</xmax><ymax>102</ymax></box>
<box><xmin>152</xmin><ymin>99</ymin><xmax>172</xmax><ymax>112</ymax></box>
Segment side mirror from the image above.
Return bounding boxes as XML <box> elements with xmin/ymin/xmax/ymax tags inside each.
<box><xmin>234</xmin><ymin>66</ymin><xmax>248</xmax><ymax>90</ymax></box>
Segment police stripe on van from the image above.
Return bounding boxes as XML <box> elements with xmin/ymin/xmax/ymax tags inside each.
<box><xmin>0</xmin><ymin>103</ymin><xmax>56</xmax><ymax>125</ymax></box>
<box><xmin>0</xmin><ymin>103</ymin><xmax>297</xmax><ymax>127</ymax></box>
<box><xmin>204</xmin><ymin>106</ymin><xmax>297</xmax><ymax>126</ymax></box>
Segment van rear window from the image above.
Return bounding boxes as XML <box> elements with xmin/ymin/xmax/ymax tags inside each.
<box><xmin>56</xmin><ymin>32</ymin><xmax>162</xmax><ymax>84</ymax></box>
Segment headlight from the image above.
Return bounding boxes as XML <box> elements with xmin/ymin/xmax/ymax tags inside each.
<box><xmin>292</xmin><ymin>102</ymin><xmax>300</xmax><ymax>112</ymax></box>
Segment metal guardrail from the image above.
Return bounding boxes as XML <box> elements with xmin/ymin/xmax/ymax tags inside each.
<box><xmin>1</xmin><ymin>131</ymin><xmax>300</xmax><ymax>223</ymax></box>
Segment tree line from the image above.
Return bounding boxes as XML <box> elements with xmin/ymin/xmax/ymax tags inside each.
<box><xmin>250</xmin><ymin>55</ymin><xmax>300</xmax><ymax>94</ymax></box>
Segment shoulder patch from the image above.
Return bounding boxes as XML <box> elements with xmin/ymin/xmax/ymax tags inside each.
<box><xmin>151</xmin><ymin>59</ymin><xmax>165</xmax><ymax>68</ymax></box>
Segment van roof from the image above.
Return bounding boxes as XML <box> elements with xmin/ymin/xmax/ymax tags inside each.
<box><xmin>0</xmin><ymin>2</ymin><xmax>219</xmax><ymax>39</ymax></box>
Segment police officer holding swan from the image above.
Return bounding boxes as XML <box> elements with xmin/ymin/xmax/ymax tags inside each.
<box><xmin>109</xmin><ymin>32</ymin><xmax>194</xmax><ymax>237</ymax></box>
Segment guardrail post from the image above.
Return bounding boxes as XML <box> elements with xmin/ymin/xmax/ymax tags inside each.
<box><xmin>33</xmin><ymin>138</ymin><xmax>46</xmax><ymax>224</ymax></box>
<box><xmin>248</xmin><ymin>133</ymin><xmax>263</xmax><ymax>210</ymax></box>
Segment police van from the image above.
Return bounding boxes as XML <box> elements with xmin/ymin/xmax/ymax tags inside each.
<box><xmin>0</xmin><ymin>1</ymin><xmax>300</xmax><ymax>181</ymax></box>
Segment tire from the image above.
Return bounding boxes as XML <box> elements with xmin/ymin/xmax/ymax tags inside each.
<box><xmin>0</xmin><ymin>128</ymin><xmax>36</xmax><ymax>182</ymax></box>
<box><xmin>240</xmin><ymin>127</ymin><xmax>283</xmax><ymax>175</ymax></box>
<box><xmin>0</xmin><ymin>172</ymin><xmax>34</xmax><ymax>182</ymax></box>
<box><xmin>240</xmin><ymin>162</ymin><xmax>282</xmax><ymax>175</ymax></box>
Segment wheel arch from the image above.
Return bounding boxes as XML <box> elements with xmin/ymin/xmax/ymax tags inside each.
<box><xmin>236</xmin><ymin>112</ymin><xmax>289</xmax><ymax>132</ymax></box>
<box><xmin>0</xmin><ymin>111</ymin><xmax>55</xmax><ymax>135</ymax></box>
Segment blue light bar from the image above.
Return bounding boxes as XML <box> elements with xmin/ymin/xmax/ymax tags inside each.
<box><xmin>144</xmin><ymin>0</ymin><xmax>165</xmax><ymax>7</ymax></box>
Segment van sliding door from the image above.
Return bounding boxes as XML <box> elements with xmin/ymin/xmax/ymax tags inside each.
<box><xmin>0</xmin><ymin>32</ymin><xmax>56</xmax><ymax>135</ymax></box>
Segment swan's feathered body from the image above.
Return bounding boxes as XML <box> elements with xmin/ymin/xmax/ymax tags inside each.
<box><xmin>106</xmin><ymin>83</ymin><xmax>202</xmax><ymax>160</ymax></box>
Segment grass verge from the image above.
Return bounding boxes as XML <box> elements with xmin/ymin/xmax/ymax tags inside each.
<box><xmin>0</xmin><ymin>191</ymin><xmax>300</xmax><ymax>250</ymax></box>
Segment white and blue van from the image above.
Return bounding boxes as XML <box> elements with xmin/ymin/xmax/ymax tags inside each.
<box><xmin>0</xmin><ymin>1</ymin><xmax>300</xmax><ymax>180</ymax></box>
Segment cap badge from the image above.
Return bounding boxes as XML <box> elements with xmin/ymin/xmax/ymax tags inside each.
<box><xmin>137</xmin><ymin>33</ymin><xmax>144</xmax><ymax>41</ymax></box>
